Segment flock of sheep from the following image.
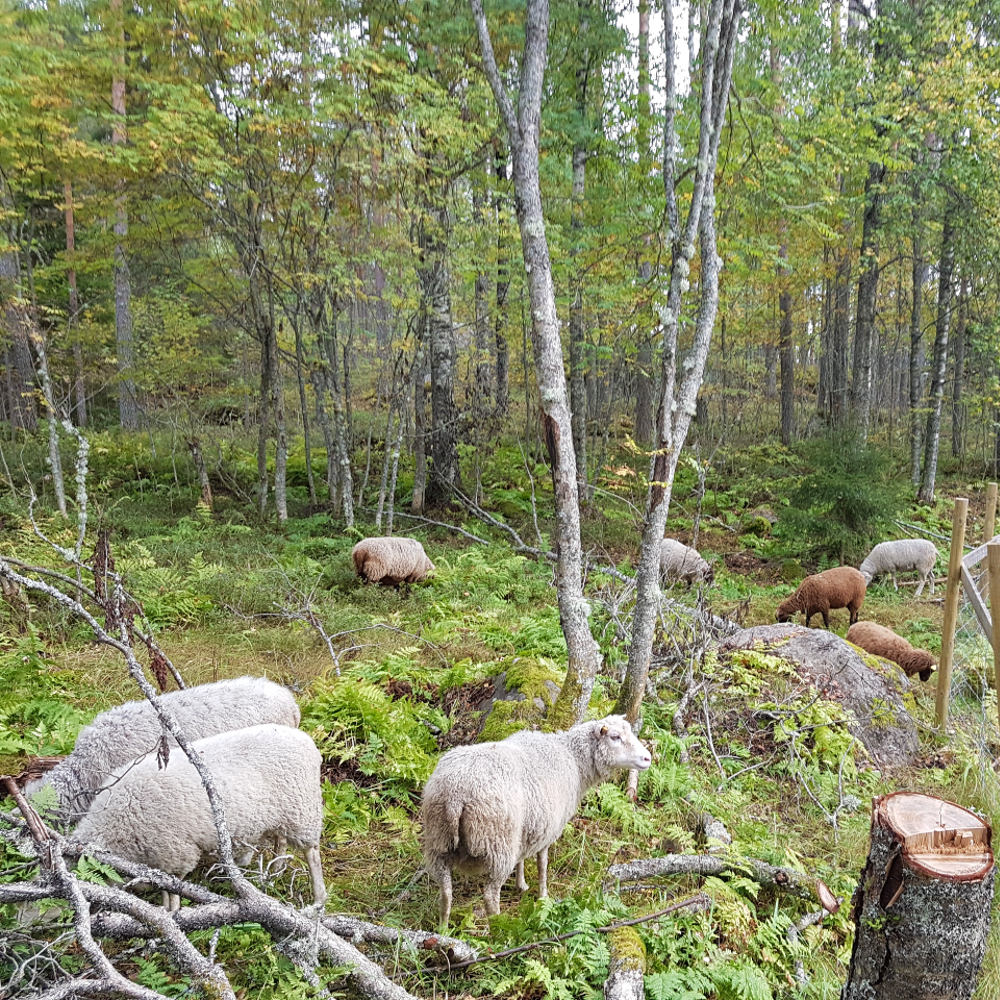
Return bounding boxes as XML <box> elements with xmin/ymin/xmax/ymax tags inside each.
<box><xmin>25</xmin><ymin>673</ymin><xmax>649</xmax><ymax>925</ymax></box>
<box><xmin>19</xmin><ymin>532</ymin><xmax>939</xmax><ymax>925</ymax></box>
<box><xmin>663</xmin><ymin>535</ymin><xmax>940</xmax><ymax>681</ymax></box>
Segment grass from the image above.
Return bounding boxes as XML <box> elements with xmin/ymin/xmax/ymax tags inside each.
<box><xmin>3</xmin><ymin>434</ymin><xmax>1000</xmax><ymax>998</ymax></box>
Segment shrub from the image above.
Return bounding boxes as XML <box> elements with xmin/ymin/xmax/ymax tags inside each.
<box><xmin>777</xmin><ymin>432</ymin><xmax>906</xmax><ymax>563</ymax></box>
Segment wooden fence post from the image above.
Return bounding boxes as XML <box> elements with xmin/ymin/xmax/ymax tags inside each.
<box><xmin>936</xmin><ymin>498</ymin><xmax>968</xmax><ymax>728</ymax></box>
<box><xmin>989</xmin><ymin>543</ymin><xmax>1000</xmax><ymax>737</ymax></box>
<box><xmin>986</xmin><ymin>483</ymin><xmax>998</xmax><ymax>542</ymax></box>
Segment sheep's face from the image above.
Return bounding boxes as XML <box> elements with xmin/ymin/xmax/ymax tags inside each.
<box><xmin>775</xmin><ymin>599</ymin><xmax>795</xmax><ymax>623</ymax></box>
<box><xmin>595</xmin><ymin>717</ymin><xmax>652</xmax><ymax>773</ymax></box>
<box><xmin>702</xmin><ymin>565</ymin><xmax>716</xmax><ymax>587</ymax></box>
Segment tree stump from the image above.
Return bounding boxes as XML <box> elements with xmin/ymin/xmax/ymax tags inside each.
<box><xmin>843</xmin><ymin>792</ymin><xmax>995</xmax><ymax>1000</ymax></box>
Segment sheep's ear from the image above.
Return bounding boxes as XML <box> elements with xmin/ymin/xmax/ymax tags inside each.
<box><xmin>600</xmin><ymin>724</ymin><xmax>609</xmax><ymax>735</ymax></box>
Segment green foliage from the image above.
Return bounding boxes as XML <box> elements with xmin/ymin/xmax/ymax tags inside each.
<box><xmin>0</xmin><ymin>628</ymin><xmax>90</xmax><ymax>762</ymax></box>
<box><xmin>776</xmin><ymin>432</ymin><xmax>907</xmax><ymax>562</ymax></box>
<box><xmin>302</xmin><ymin>666</ymin><xmax>443</xmax><ymax>799</ymax></box>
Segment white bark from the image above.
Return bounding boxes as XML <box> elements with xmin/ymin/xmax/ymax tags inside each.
<box><xmin>470</xmin><ymin>0</ymin><xmax>602</xmax><ymax>725</ymax></box>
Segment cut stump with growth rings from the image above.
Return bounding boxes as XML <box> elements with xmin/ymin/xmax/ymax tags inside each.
<box><xmin>842</xmin><ymin>792</ymin><xmax>994</xmax><ymax>1000</ymax></box>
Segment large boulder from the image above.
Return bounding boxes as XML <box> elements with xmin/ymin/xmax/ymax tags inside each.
<box><xmin>715</xmin><ymin>623</ymin><xmax>919</xmax><ymax>768</ymax></box>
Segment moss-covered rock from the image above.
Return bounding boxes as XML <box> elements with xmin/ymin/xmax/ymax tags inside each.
<box><xmin>477</xmin><ymin>657</ymin><xmax>564</xmax><ymax>742</ymax></box>
<box><xmin>741</xmin><ymin>513</ymin><xmax>773</xmax><ymax>537</ymax></box>
<box><xmin>780</xmin><ymin>559</ymin><xmax>805</xmax><ymax>582</ymax></box>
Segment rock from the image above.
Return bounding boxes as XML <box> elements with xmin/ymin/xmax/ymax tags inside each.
<box><xmin>715</xmin><ymin>623</ymin><xmax>919</xmax><ymax>768</ymax></box>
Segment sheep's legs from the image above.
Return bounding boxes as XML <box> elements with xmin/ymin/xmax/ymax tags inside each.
<box><xmin>304</xmin><ymin>845</ymin><xmax>328</xmax><ymax>906</ymax></box>
<box><xmin>515</xmin><ymin>860</ymin><xmax>529</xmax><ymax>892</ymax></box>
<box><xmin>536</xmin><ymin>848</ymin><xmax>549</xmax><ymax>899</ymax></box>
<box><xmin>437</xmin><ymin>866</ymin><xmax>454</xmax><ymax>926</ymax></box>
<box><xmin>483</xmin><ymin>877</ymin><xmax>503</xmax><ymax>916</ymax></box>
<box><xmin>162</xmin><ymin>890</ymin><xmax>181</xmax><ymax>911</ymax></box>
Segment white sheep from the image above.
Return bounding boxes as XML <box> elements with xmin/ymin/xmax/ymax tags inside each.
<box><xmin>28</xmin><ymin>677</ymin><xmax>300</xmax><ymax>822</ymax></box>
<box><xmin>72</xmin><ymin>724</ymin><xmax>327</xmax><ymax>910</ymax></box>
<box><xmin>659</xmin><ymin>538</ymin><xmax>713</xmax><ymax>587</ymax></box>
<box><xmin>858</xmin><ymin>539</ymin><xmax>938</xmax><ymax>596</ymax></box>
<box><xmin>420</xmin><ymin>715</ymin><xmax>652</xmax><ymax>925</ymax></box>
<box><xmin>351</xmin><ymin>536</ymin><xmax>435</xmax><ymax>588</ymax></box>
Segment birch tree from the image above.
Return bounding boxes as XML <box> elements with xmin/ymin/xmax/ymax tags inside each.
<box><xmin>615</xmin><ymin>0</ymin><xmax>741</xmax><ymax>726</ymax></box>
<box><xmin>469</xmin><ymin>0</ymin><xmax>602</xmax><ymax>724</ymax></box>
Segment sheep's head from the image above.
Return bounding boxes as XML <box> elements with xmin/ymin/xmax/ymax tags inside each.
<box><xmin>702</xmin><ymin>563</ymin><xmax>716</xmax><ymax>587</ymax></box>
<box><xmin>903</xmin><ymin>649</ymin><xmax>937</xmax><ymax>682</ymax></box>
<box><xmin>775</xmin><ymin>597</ymin><xmax>797</xmax><ymax>623</ymax></box>
<box><xmin>591</xmin><ymin>716</ymin><xmax>652</xmax><ymax>775</ymax></box>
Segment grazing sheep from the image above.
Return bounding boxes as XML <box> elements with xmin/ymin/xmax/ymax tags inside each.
<box><xmin>659</xmin><ymin>538</ymin><xmax>714</xmax><ymax>587</ymax></box>
<box><xmin>27</xmin><ymin>677</ymin><xmax>300</xmax><ymax>822</ymax></box>
<box><xmin>351</xmin><ymin>536</ymin><xmax>435</xmax><ymax>588</ymax></box>
<box><xmin>858</xmin><ymin>539</ymin><xmax>938</xmax><ymax>597</ymax></box>
<box><xmin>846</xmin><ymin>621</ymin><xmax>937</xmax><ymax>682</ymax></box>
<box><xmin>775</xmin><ymin>566</ymin><xmax>867</xmax><ymax>629</ymax></box>
<box><xmin>72</xmin><ymin>724</ymin><xmax>326</xmax><ymax>911</ymax></box>
<box><xmin>421</xmin><ymin>715</ymin><xmax>652</xmax><ymax>926</ymax></box>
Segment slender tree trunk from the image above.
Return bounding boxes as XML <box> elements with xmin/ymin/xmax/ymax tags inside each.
<box><xmin>950</xmin><ymin>282</ymin><xmax>967</xmax><ymax>459</ymax></box>
<box><xmin>850</xmin><ymin>160</ymin><xmax>886</xmax><ymax>438</ymax></box>
<box><xmin>0</xmin><ymin>245</ymin><xmax>37</xmax><ymax>433</ymax></box>
<box><xmin>473</xmin><ymin>183</ymin><xmax>493</xmax><ymax>426</ymax></box>
<box><xmin>909</xmin><ymin>210</ymin><xmax>926</xmax><ymax>486</ymax></box>
<box><xmin>110</xmin><ymin>0</ymin><xmax>138</xmax><ymax>431</ymax></box>
<box><xmin>494</xmin><ymin>145</ymin><xmax>511</xmax><ymax>419</ymax></box>
<box><xmin>412</xmin><ymin>338</ymin><xmax>427</xmax><ymax>515</ymax></box>
<box><xmin>633</xmin><ymin>0</ymin><xmax>654</xmax><ymax>446</ymax></box>
<box><xmin>292</xmin><ymin>319</ymin><xmax>316</xmax><ymax>504</ymax></box>
<box><xmin>771</xmin><ymin>47</ymin><xmax>793</xmax><ymax>446</ymax></box>
<box><xmin>830</xmin><ymin>241</ymin><xmax>851</xmax><ymax>424</ymax></box>
<box><xmin>64</xmin><ymin>180</ymin><xmax>86</xmax><ymax>427</ymax></box>
<box><xmin>617</xmin><ymin>0</ymin><xmax>741</xmax><ymax>727</ymax></box>
<box><xmin>187</xmin><ymin>438</ymin><xmax>213</xmax><ymax>509</ymax></box>
<box><xmin>569</xmin><ymin>0</ymin><xmax>591</xmax><ymax>497</ymax></box>
<box><xmin>417</xmin><ymin>196</ymin><xmax>461</xmax><ymax>505</ymax></box>
<box><xmin>917</xmin><ymin>211</ymin><xmax>956</xmax><ymax>504</ymax></box>
<box><xmin>472</xmin><ymin>0</ymin><xmax>604</xmax><ymax>725</ymax></box>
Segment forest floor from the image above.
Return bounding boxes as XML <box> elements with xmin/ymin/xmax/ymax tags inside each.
<box><xmin>2</xmin><ymin>436</ymin><xmax>999</xmax><ymax>999</ymax></box>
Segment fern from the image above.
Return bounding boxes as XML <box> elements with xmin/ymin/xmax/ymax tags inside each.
<box><xmin>646</xmin><ymin>969</ymin><xmax>714</xmax><ymax>1000</ymax></box>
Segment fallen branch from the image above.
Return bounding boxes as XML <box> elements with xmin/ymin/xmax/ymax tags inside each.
<box><xmin>419</xmin><ymin>893</ymin><xmax>711</xmax><ymax>975</ymax></box>
<box><xmin>605</xmin><ymin>855</ymin><xmax>839</xmax><ymax>913</ymax></box>
<box><xmin>375</xmin><ymin>509</ymin><xmax>490</xmax><ymax>545</ymax></box>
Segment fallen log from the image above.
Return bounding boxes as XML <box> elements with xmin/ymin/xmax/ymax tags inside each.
<box><xmin>843</xmin><ymin>792</ymin><xmax>995</xmax><ymax>1000</ymax></box>
<box><xmin>606</xmin><ymin>853</ymin><xmax>838</xmax><ymax>913</ymax></box>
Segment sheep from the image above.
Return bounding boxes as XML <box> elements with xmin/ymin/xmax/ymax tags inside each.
<box><xmin>858</xmin><ymin>539</ymin><xmax>938</xmax><ymax>597</ymax></box>
<box><xmin>351</xmin><ymin>536</ymin><xmax>435</xmax><ymax>588</ymax></box>
<box><xmin>659</xmin><ymin>538</ymin><xmax>714</xmax><ymax>587</ymax></box>
<box><xmin>846</xmin><ymin>621</ymin><xmax>937</xmax><ymax>682</ymax></box>
<box><xmin>420</xmin><ymin>715</ymin><xmax>652</xmax><ymax>926</ymax></box>
<box><xmin>71</xmin><ymin>724</ymin><xmax>327</xmax><ymax>911</ymax></box>
<box><xmin>27</xmin><ymin>677</ymin><xmax>300</xmax><ymax>822</ymax></box>
<box><xmin>775</xmin><ymin>566</ymin><xmax>867</xmax><ymax>629</ymax></box>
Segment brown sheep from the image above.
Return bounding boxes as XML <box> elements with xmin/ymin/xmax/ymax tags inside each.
<box><xmin>846</xmin><ymin>621</ymin><xmax>936</xmax><ymax>682</ymax></box>
<box><xmin>351</xmin><ymin>536</ymin><xmax>435</xmax><ymax>588</ymax></box>
<box><xmin>775</xmin><ymin>566</ymin><xmax>866</xmax><ymax>629</ymax></box>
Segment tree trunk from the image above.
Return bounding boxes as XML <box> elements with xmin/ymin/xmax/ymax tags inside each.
<box><xmin>417</xmin><ymin>197</ymin><xmax>461</xmax><ymax>505</ymax></box>
<box><xmin>187</xmin><ymin>438</ymin><xmax>213</xmax><ymax>509</ymax></box>
<box><xmin>917</xmin><ymin>211</ymin><xmax>956</xmax><ymax>504</ymax></box>
<box><xmin>471</xmin><ymin>0</ymin><xmax>603</xmax><ymax>725</ymax></box>
<box><xmin>292</xmin><ymin>319</ymin><xmax>316</xmax><ymax>504</ymax></box>
<box><xmin>494</xmin><ymin>145</ymin><xmax>511</xmax><ymax>420</ymax></box>
<box><xmin>909</xmin><ymin>210</ymin><xmax>926</xmax><ymax>486</ymax></box>
<box><xmin>950</xmin><ymin>282</ymin><xmax>967</xmax><ymax>459</ymax></box>
<box><xmin>64</xmin><ymin>180</ymin><xmax>86</xmax><ymax>427</ymax></box>
<box><xmin>829</xmin><ymin>242</ymin><xmax>851</xmax><ymax>424</ymax></box>
<box><xmin>110</xmin><ymin>0</ymin><xmax>138</xmax><ymax>432</ymax></box>
<box><xmin>412</xmin><ymin>346</ymin><xmax>427</xmax><ymax>516</ymax></box>
<box><xmin>633</xmin><ymin>0</ymin><xmax>653</xmax><ymax>446</ymax></box>
<box><xmin>0</xmin><ymin>245</ymin><xmax>37</xmax><ymax>433</ymax></box>
<box><xmin>843</xmin><ymin>792</ymin><xmax>994</xmax><ymax>1000</ymax></box>
<box><xmin>772</xmin><ymin>46</ymin><xmax>793</xmax><ymax>446</ymax></box>
<box><xmin>569</xmin><ymin>0</ymin><xmax>591</xmax><ymax>498</ymax></box>
<box><xmin>850</xmin><ymin>160</ymin><xmax>886</xmax><ymax>438</ymax></box>
<box><xmin>617</xmin><ymin>0</ymin><xmax>741</xmax><ymax>727</ymax></box>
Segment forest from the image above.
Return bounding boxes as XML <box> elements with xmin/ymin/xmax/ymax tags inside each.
<box><xmin>3</xmin><ymin>0</ymin><xmax>1000</xmax><ymax>997</ymax></box>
